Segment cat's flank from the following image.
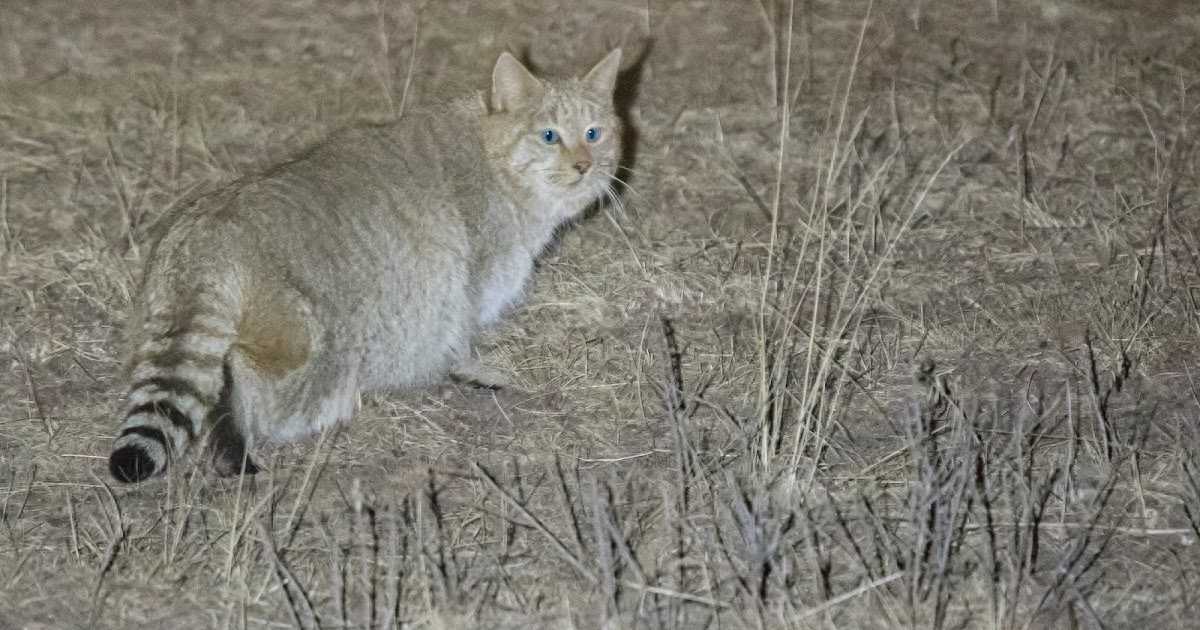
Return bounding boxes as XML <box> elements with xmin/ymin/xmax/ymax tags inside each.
<box><xmin>108</xmin><ymin>49</ymin><xmax>624</xmax><ymax>483</ymax></box>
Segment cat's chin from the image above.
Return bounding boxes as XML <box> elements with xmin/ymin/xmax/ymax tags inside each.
<box><xmin>539</xmin><ymin>181</ymin><xmax>591</xmax><ymax>201</ymax></box>
<box><xmin>568</xmin><ymin>182</ymin><xmax>606</xmax><ymax>206</ymax></box>
<box><xmin>573</xmin><ymin>173</ymin><xmax>612</xmax><ymax>196</ymax></box>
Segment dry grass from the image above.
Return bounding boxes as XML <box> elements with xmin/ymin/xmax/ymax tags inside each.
<box><xmin>3</xmin><ymin>0</ymin><xmax>1200</xmax><ymax>627</ymax></box>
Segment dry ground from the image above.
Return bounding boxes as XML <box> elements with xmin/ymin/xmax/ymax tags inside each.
<box><xmin>3</xmin><ymin>0</ymin><xmax>1200</xmax><ymax>628</ymax></box>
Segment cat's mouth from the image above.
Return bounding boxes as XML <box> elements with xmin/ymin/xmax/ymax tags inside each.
<box><xmin>547</xmin><ymin>168</ymin><xmax>608</xmax><ymax>199</ymax></box>
<box><xmin>571</xmin><ymin>168</ymin><xmax>609</xmax><ymax>189</ymax></box>
<box><xmin>549</xmin><ymin>172</ymin><xmax>591</xmax><ymax>193</ymax></box>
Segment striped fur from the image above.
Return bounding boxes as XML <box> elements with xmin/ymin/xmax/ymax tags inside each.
<box><xmin>108</xmin><ymin>49</ymin><xmax>624</xmax><ymax>483</ymax></box>
<box><xmin>109</xmin><ymin>292</ymin><xmax>239</xmax><ymax>482</ymax></box>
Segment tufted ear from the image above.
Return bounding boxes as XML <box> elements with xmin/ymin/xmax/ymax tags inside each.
<box><xmin>582</xmin><ymin>48</ymin><xmax>622</xmax><ymax>96</ymax></box>
<box><xmin>491</xmin><ymin>52</ymin><xmax>542</xmax><ymax>112</ymax></box>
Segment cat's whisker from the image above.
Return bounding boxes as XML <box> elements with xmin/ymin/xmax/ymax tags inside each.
<box><xmin>594</xmin><ymin>184</ymin><xmax>642</xmax><ymax>270</ymax></box>
<box><xmin>605</xmin><ymin>182</ymin><xmax>628</xmax><ymax>213</ymax></box>
<box><xmin>596</xmin><ymin>184</ymin><xmax>622</xmax><ymax>211</ymax></box>
<box><xmin>597</xmin><ymin>182</ymin><xmax>630</xmax><ymax>223</ymax></box>
<box><xmin>611</xmin><ymin>165</ymin><xmax>650</xmax><ymax>178</ymax></box>
<box><xmin>600</xmin><ymin>172</ymin><xmax>650</xmax><ymax>209</ymax></box>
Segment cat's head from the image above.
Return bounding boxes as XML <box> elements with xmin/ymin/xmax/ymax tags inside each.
<box><xmin>483</xmin><ymin>49</ymin><xmax>623</xmax><ymax>215</ymax></box>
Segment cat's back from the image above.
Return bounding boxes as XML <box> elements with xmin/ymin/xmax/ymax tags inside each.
<box><xmin>291</xmin><ymin>96</ymin><xmax>492</xmax><ymax>204</ymax></box>
<box><xmin>151</xmin><ymin>97</ymin><xmax>492</xmax><ymax>272</ymax></box>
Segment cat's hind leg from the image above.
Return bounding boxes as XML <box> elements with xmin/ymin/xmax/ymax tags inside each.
<box><xmin>210</xmin><ymin>411</ymin><xmax>259</xmax><ymax>477</ymax></box>
<box><xmin>210</xmin><ymin>285</ymin><xmax>318</xmax><ymax>475</ymax></box>
<box><xmin>203</xmin><ymin>350</ymin><xmax>285</xmax><ymax>477</ymax></box>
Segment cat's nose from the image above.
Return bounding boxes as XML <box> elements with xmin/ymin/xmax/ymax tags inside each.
<box><xmin>572</xmin><ymin>160</ymin><xmax>591</xmax><ymax>175</ymax></box>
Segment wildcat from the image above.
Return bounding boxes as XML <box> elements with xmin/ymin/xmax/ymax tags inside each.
<box><xmin>108</xmin><ymin>48</ymin><xmax>624</xmax><ymax>483</ymax></box>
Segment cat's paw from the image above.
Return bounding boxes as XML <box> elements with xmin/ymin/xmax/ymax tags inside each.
<box><xmin>449</xmin><ymin>360</ymin><xmax>511</xmax><ymax>391</ymax></box>
<box><xmin>213</xmin><ymin>452</ymin><xmax>261</xmax><ymax>478</ymax></box>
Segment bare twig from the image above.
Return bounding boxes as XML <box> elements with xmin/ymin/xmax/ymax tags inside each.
<box><xmin>259</xmin><ymin>520</ymin><xmax>322</xmax><ymax>630</ymax></box>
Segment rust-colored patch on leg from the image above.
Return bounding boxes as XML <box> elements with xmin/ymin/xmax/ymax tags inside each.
<box><xmin>234</xmin><ymin>289</ymin><xmax>311</xmax><ymax>377</ymax></box>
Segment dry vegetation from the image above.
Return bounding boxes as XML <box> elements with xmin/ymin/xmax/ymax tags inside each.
<box><xmin>3</xmin><ymin>0</ymin><xmax>1200</xmax><ymax>627</ymax></box>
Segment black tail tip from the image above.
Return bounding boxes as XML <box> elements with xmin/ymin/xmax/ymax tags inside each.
<box><xmin>109</xmin><ymin>444</ymin><xmax>161</xmax><ymax>483</ymax></box>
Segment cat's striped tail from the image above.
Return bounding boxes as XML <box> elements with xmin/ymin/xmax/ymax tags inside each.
<box><xmin>108</xmin><ymin>289</ymin><xmax>239</xmax><ymax>483</ymax></box>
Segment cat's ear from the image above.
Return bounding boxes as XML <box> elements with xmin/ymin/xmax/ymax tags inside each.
<box><xmin>491</xmin><ymin>52</ymin><xmax>542</xmax><ymax>112</ymax></box>
<box><xmin>583</xmin><ymin>48</ymin><xmax>622</xmax><ymax>97</ymax></box>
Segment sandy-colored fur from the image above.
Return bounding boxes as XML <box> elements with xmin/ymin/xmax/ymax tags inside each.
<box><xmin>108</xmin><ymin>49</ymin><xmax>624</xmax><ymax>482</ymax></box>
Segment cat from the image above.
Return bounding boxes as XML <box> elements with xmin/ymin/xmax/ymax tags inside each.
<box><xmin>108</xmin><ymin>48</ymin><xmax>624</xmax><ymax>483</ymax></box>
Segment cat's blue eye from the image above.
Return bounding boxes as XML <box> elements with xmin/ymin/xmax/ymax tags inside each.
<box><xmin>540</xmin><ymin>129</ymin><xmax>559</xmax><ymax>144</ymax></box>
<box><xmin>585</xmin><ymin>126</ymin><xmax>601</xmax><ymax>143</ymax></box>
